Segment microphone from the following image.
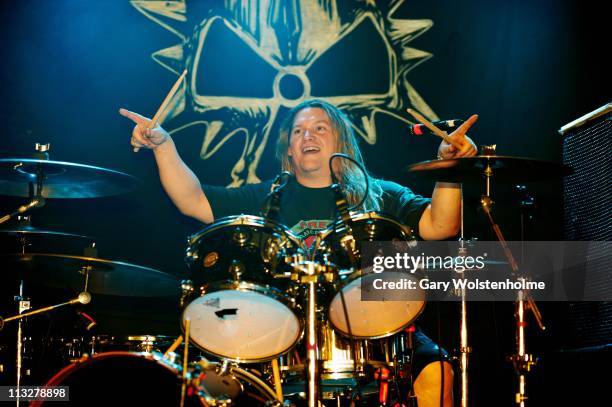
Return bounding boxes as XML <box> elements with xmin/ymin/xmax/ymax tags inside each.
<box><xmin>408</xmin><ymin>119</ymin><xmax>465</xmax><ymax>136</ymax></box>
<box><xmin>329</xmin><ymin>154</ymin><xmax>358</xmax><ymax>266</ymax></box>
<box><xmin>261</xmin><ymin>172</ymin><xmax>291</xmax><ymax>225</ymax></box>
<box><xmin>77</xmin><ymin>291</ymin><xmax>92</xmax><ymax>305</ymax></box>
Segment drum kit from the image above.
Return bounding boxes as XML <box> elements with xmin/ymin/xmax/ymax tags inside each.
<box><xmin>0</xmin><ymin>143</ymin><xmax>571</xmax><ymax>406</ymax></box>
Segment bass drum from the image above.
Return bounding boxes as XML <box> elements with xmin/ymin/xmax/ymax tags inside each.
<box><xmin>183</xmin><ymin>215</ymin><xmax>303</xmax><ymax>363</ymax></box>
<box><xmin>319</xmin><ymin>212</ymin><xmax>426</xmax><ymax>339</ymax></box>
<box><xmin>32</xmin><ymin>351</ymin><xmax>277</xmax><ymax>406</ymax></box>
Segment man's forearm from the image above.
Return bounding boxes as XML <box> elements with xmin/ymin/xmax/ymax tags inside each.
<box><xmin>428</xmin><ymin>182</ymin><xmax>462</xmax><ymax>238</ymax></box>
<box><xmin>153</xmin><ymin>138</ymin><xmax>213</xmax><ymax>223</ymax></box>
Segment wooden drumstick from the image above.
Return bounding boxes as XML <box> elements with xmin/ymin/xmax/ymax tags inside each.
<box><xmin>163</xmin><ymin>335</ymin><xmax>183</xmax><ymax>358</ymax></box>
<box><xmin>271</xmin><ymin>358</ymin><xmax>284</xmax><ymax>402</ymax></box>
<box><xmin>406</xmin><ymin>108</ymin><xmax>465</xmax><ymax>151</ymax></box>
<box><xmin>180</xmin><ymin>318</ymin><xmax>190</xmax><ymax>407</ymax></box>
<box><xmin>134</xmin><ymin>69</ymin><xmax>187</xmax><ymax>152</ymax></box>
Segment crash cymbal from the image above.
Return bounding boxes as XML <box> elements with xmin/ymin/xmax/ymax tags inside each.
<box><xmin>407</xmin><ymin>155</ymin><xmax>573</xmax><ymax>183</ymax></box>
<box><xmin>0</xmin><ymin>158</ymin><xmax>138</xmax><ymax>198</ymax></box>
<box><xmin>1</xmin><ymin>253</ymin><xmax>179</xmax><ymax>297</ymax></box>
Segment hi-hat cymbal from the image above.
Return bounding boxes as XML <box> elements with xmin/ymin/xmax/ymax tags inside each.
<box><xmin>0</xmin><ymin>158</ymin><xmax>138</xmax><ymax>198</ymax></box>
<box><xmin>1</xmin><ymin>253</ymin><xmax>179</xmax><ymax>297</ymax></box>
<box><xmin>407</xmin><ymin>155</ymin><xmax>573</xmax><ymax>183</ymax></box>
<box><xmin>0</xmin><ymin>226</ymin><xmax>96</xmax><ymax>256</ymax></box>
<box><xmin>0</xmin><ymin>225</ymin><xmax>93</xmax><ymax>240</ymax></box>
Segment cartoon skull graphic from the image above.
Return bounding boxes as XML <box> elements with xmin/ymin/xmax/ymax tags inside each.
<box><xmin>131</xmin><ymin>0</ymin><xmax>438</xmax><ymax>186</ymax></box>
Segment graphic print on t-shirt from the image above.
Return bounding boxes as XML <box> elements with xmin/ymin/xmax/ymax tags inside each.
<box><xmin>290</xmin><ymin>219</ymin><xmax>332</xmax><ymax>249</ymax></box>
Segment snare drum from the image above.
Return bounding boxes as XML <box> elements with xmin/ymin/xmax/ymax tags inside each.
<box><xmin>182</xmin><ymin>215</ymin><xmax>303</xmax><ymax>363</ymax></box>
<box><xmin>319</xmin><ymin>212</ymin><xmax>426</xmax><ymax>339</ymax></box>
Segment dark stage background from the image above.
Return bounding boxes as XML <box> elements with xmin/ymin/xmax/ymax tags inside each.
<box><xmin>0</xmin><ymin>1</ymin><xmax>609</xmax><ymax>405</ymax></box>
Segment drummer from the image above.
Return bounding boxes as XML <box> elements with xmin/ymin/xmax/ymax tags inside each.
<box><xmin>120</xmin><ymin>99</ymin><xmax>477</xmax><ymax>407</ymax></box>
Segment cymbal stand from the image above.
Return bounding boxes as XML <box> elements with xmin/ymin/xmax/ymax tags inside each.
<box><xmin>0</xmin><ymin>292</ymin><xmax>93</xmax><ymax>330</ymax></box>
<box><xmin>1</xmin><ymin>233</ymin><xmax>92</xmax><ymax>406</ymax></box>
<box><xmin>0</xmin><ymin>143</ymin><xmax>50</xmax><ymax>226</ymax></box>
<box><xmin>477</xmin><ymin>150</ymin><xmax>544</xmax><ymax>406</ymax></box>
<box><xmin>457</xmin><ymin>186</ymin><xmax>470</xmax><ymax>407</ymax></box>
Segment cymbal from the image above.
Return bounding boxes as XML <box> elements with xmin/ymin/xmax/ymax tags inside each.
<box><xmin>0</xmin><ymin>226</ymin><xmax>96</xmax><ymax>257</ymax></box>
<box><xmin>1</xmin><ymin>253</ymin><xmax>179</xmax><ymax>297</ymax></box>
<box><xmin>0</xmin><ymin>158</ymin><xmax>138</xmax><ymax>198</ymax></box>
<box><xmin>0</xmin><ymin>225</ymin><xmax>93</xmax><ymax>240</ymax></box>
<box><xmin>407</xmin><ymin>155</ymin><xmax>573</xmax><ymax>183</ymax></box>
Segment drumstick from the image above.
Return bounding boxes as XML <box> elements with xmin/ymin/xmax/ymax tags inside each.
<box><xmin>133</xmin><ymin>69</ymin><xmax>188</xmax><ymax>152</ymax></box>
<box><xmin>406</xmin><ymin>108</ymin><xmax>465</xmax><ymax>151</ymax></box>
<box><xmin>163</xmin><ymin>335</ymin><xmax>183</xmax><ymax>358</ymax></box>
<box><xmin>180</xmin><ymin>318</ymin><xmax>190</xmax><ymax>407</ymax></box>
<box><xmin>271</xmin><ymin>358</ymin><xmax>284</xmax><ymax>402</ymax></box>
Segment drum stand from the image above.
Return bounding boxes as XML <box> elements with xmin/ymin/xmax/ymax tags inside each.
<box><xmin>289</xmin><ymin>258</ymin><xmax>337</xmax><ymax>407</ymax></box>
<box><xmin>477</xmin><ymin>154</ymin><xmax>544</xmax><ymax>406</ymax></box>
<box><xmin>387</xmin><ymin>326</ymin><xmax>417</xmax><ymax>407</ymax></box>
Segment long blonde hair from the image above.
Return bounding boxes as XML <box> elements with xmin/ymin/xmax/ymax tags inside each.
<box><xmin>276</xmin><ymin>99</ymin><xmax>382</xmax><ymax>211</ymax></box>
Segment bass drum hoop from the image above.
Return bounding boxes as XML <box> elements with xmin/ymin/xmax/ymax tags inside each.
<box><xmin>32</xmin><ymin>351</ymin><xmax>201</xmax><ymax>406</ymax></box>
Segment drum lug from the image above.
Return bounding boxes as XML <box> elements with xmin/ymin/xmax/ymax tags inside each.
<box><xmin>217</xmin><ymin>359</ymin><xmax>231</xmax><ymax>376</ymax></box>
<box><xmin>229</xmin><ymin>260</ymin><xmax>245</xmax><ymax>281</ymax></box>
<box><xmin>232</xmin><ymin>227</ymin><xmax>250</xmax><ymax>246</ymax></box>
<box><xmin>179</xmin><ymin>280</ymin><xmax>194</xmax><ymax>307</ymax></box>
<box><xmin>263</xmin><ymin>234</ymin><xmax>280</xmax><ymax>262</ymax></box>
<box><xmin>364</xmin><ymin>220</ymin><xmax>376</xmax><ymax>238</ymax></box>
<box><xmin>180</xmin><ymin>279</ymin><xmax>194</xmax><ymax>295</ymax></box>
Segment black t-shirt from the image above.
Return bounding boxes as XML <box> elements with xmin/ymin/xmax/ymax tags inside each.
<box><xmin>203</xmin><ymin>177</ymin><xmax>431</xmax><ymax>245</ymax></box>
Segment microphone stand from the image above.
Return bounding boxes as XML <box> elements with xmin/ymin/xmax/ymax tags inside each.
<box><xmin>0</xmin><ymin>292</ymin><xmax>92</xmax><ymax>329</ymax></box>
<box><xmin>0</xmin><ymin>291</ymin><xmax>91</xmax><ymax>407</ymax></box>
